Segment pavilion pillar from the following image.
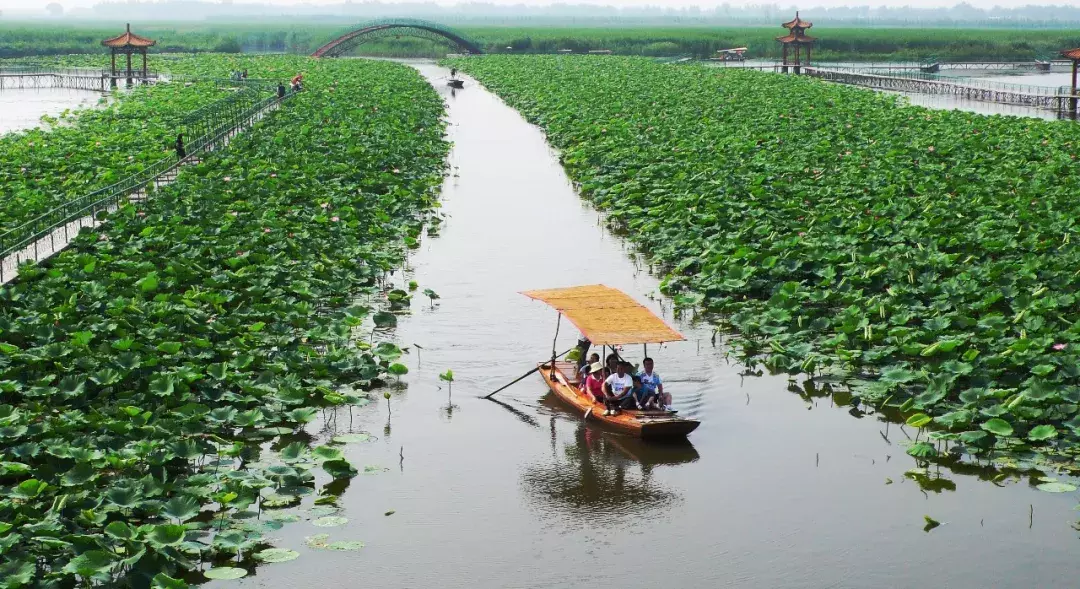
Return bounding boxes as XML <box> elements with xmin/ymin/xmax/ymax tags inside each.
<box><xmin>142</xmin><ymin>50</ymin><xmax>147</xmax><ymax>79</ymax></box>
<box><xmin>1072</xmin><ymin>60</ymin><xmax>1078</xmax><ymax>119</ymax></box>
<box><xmin>782</xmin><ymin>45</ymin><xmax>789</xmax><ymax>74</ymax></box>
<box><xmin>125</xmin><ymin>51</ymin><xmax>132</xmax><ymax>86</ymax></box>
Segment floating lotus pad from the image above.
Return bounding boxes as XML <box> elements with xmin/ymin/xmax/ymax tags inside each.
<box><xmin>255</xmin><ymin>548</ymin><xmax>300</xmax><ymax>563</ymax></box>
<box><xmin>204</xmin><ymin>567</ymin><xmax>248</xmax><ymax>580</ymax></box>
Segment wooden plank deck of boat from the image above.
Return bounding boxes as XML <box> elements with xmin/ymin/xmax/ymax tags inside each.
<box><xmin>538</xmin><ymin>361</ymin><xmax>700</xmax><ymax>440</ymax></box>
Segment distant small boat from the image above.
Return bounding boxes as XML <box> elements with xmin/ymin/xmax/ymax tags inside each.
<box><xmin>447</xmin><ymin>78</ymin><xmax>465</xmax><ymax>89</ymax></box>
<box><xmin>522</xmin><ymin>284</ymin><xmax>701</xmax><ymax>440</ymax></box>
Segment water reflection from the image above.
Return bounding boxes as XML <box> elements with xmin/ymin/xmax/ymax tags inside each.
<box><xmin>786</xmin><ymin>375</ymin><xmax>1071</xmax><ymax>500</ymax></box>
<box><xmin>521</xmin><ymin>393</ymin><xmax>697</xmax><ymax>516</ymax></box>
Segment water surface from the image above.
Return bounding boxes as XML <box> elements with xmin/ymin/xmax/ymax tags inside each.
<box><xmin>0</xmin><ymin>88</ymin><xmax>101</xmax><ymax>134</ymax></box>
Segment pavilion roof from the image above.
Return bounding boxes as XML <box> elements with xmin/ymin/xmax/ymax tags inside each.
<box><xmin>102</xmin><ymin>24</ymin><xmax>156</xmax><ymax>49</ymax></box>
<box><xmin>1061</xmin><ymin>48</ymin><xmax>1080</xmax><ymax>61</ymax></box>
<box><xmin>777</xmin><ymin>33</ymin><xmax>817</xmax><ymax>44</ymax></box>
<box><xmin>782</xmin><ymin>12</ymin><xmax>813</xmax><ymax>29</ymax></box>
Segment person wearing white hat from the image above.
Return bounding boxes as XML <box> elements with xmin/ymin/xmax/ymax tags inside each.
<box><xmin>582</xmin><ymin>361</ymin><xmax>606</xmax><ymax>404</ymax></box>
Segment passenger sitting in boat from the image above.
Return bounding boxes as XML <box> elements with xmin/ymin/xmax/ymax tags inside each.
<box><xmin>628</xmin><ymin>374</ymin><xmax>650</xmax><ymax>410</ymax></box>
<box><xmin>603</xmin><ymin>361</ymin><xmax>634</xmax><ymax>415</ymax></box>
<box><xmin>639</xmin><ymin>357</ymin><xmax>665</xmax><ymax>410</ymax></box>
<box><xmin>578</xmin><ymin>353</ymin><xmax>600</xmax><ymax>385</ymax></box>
<box><xmin>605</xmin><ymin>353</ymin><xmax>620</xmax><ymax>374</ymax></box>
<box><xmin>582</xmin><ymin>362</ymin><xmax>605</xmax><ymax>403</ymax></box>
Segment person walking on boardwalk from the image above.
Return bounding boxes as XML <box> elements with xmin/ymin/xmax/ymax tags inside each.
<box><xmin>175</xmin><ymin>133</ymin><xmax>186</xmax><ymax>160</ymax></box>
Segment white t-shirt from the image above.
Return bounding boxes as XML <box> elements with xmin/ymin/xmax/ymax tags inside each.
<box><xmin>605</xmin><ymin>373</ymin><xmax>633</xmax><ymax>397</ymax></box>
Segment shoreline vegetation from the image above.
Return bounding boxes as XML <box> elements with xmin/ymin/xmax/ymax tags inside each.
<box><xmin>0</xmin><ymin>22</ymin><xmax>1078</xmax><ymax>62</ymax></box>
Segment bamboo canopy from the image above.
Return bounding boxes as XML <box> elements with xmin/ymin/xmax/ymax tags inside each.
<box><xmin>521</xmin><ymin>285</ymin><xmax>684</xmax><ymax>346</ymax></box>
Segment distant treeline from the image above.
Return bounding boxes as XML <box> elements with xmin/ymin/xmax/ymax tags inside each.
<box><xmin>1</xmin><ymin>22</ymin><xmax>1078</xmax><ymax>62</ymax></box>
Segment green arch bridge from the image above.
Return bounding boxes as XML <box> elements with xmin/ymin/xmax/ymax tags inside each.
<box><xmin>312</xmin><ymin>19</ymin><xmax>484</xmax><ymax>58</ymax></box>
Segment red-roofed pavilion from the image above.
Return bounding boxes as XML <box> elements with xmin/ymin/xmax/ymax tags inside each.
<box><xmin>102</xmin><ymin>24</ymin><xmax>156</xmax><ymax>85</ymax></box>
<box><xmin>778</xmin><ymin>12</ymin><xmax>816</xmax><ymax>74</ymax></box>
<box><xmin>1063</xmin><ymin>47</ymin><xmax>1080</xmax><ymax>118</ymax></box>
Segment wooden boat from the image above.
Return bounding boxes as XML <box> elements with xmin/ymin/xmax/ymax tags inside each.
<box><xmin>447</xmin><ymin>78</ymin><xmax>465</xmax><ymax>89</ymax></box>
<box><xmin>522</xmin><ymin>284</ymin><xmax>701</xmax><ymax>440</ymax></box>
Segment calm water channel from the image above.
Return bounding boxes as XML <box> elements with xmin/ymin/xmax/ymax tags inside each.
<box><xmin>212</xmin><ymin>62</ymin><xmax>1080</xmax><ymax>588</ymax></box>
<box><xmin>0</xmin><ymin>88</ymin><xmax>100</xmax><ymax>134</ymax></box>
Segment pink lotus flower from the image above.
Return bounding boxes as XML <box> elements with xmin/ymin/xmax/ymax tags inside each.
<box><xmin>321</xmin><ymin>203</ymin><xmax>329</xmax><ymax>209</ymax></box>
<box><xmin>270</xmin><ymin>173</ymin><xmax>277</xmax><ymax>178</ymax></box>
<box><xmin>263</xmin><ymin>228</ymin><xmax>271</xmax><ymax>233</ymax></box>
<box><xmin>1054</xmin><ymin>343</ymin><xmax>1067</xmax><ymax>351</ymax></box>
<box><xmin>229</xmin><ymin>211</ymin><xmax>238</xmax><ymax>217</ymax></box>
<box><xmin>928</xmin><ymin>146</ymin><xmax>935</xmax><ymax>152</ymax></box>
<box><xmin>223</xmin><ymin>177</ymin><xmax>231</xmax><ymax>182</ymax></box>
<box><xmin>798</xmin><ymin>232</ymin><xmax>806</xmax><ymax>237</ymax></box>
<box><xmin>331</xmin><ymin>216</ymin><xmax>340</xmax><ymax>222</ymax></box>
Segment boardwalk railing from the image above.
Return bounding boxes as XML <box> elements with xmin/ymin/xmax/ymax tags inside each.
<box><xmin>0</xmin><ymin>67</ymin><xmax>113</xmax><ymax>91</ymax></box>
<box><xmin>803</xmin><ymin>66</ymin><xmax>1071</xmax><ymax>113</ymax></box>
<box><xmin>0</xmin><ymin>84</ymin><xmax>294</xmax><ymax>281</ymax></box>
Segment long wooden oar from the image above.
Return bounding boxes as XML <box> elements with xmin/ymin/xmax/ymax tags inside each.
<box><xmin>483</xmin><ymin>347</ymin><xmax>573</xmax><ymax>399</ymax></box>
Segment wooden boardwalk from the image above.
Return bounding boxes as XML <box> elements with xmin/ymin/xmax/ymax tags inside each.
<box><xmin>0</xmin><ymin>68</ymin><xmax>163</xmax><ymax>92</ymax></box>
<box><xmin>803</xmin><ymin>67</ymin><xmax>1075</xmax><ymax>114</ymax></box>
<box><xmin>0</xmin><ymin>98</ymin><xmax>283</xmax><ymax>285</ymax></box>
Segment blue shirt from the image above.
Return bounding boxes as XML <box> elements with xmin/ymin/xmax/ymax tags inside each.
<box><xmin>640</xmin><ymin>371</ymin><xmax>662</xmax><ymax>394</ymax></box>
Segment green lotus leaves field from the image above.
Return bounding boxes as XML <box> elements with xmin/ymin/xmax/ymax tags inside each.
<box><xmin>450</xmin><ymin>55</ymin><xmax>1080</xmax><ymax>463</ymax></box>
<box><xmin>0</xmin><ymin>56</ymin><xmax>447</xmax><ymax>586</ymax></box>
<box><xmin>0</xmin><ymin>75</ymin><xmax>237</xmax><ymax>233</ymax></box>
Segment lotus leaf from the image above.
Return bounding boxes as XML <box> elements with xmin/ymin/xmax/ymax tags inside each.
<box><xmin>373</xmin><ymin>311</ymin><xmax>398</xmax><ymax>328</ymax></box>
<box><xmin>1028</xmin><ymin>425</ymin><xmax>1058</xmax><ymax>441</ymax></box>
<box><xmin>981</xmin><ymin>418</ymin><xmax>1015</xmax><ymax>437</ymax></box>
<box><xmin>203</xmin><ymin>567</ymin><xmax>248</xmax><ymax>580</ymax></box>
<box><xmin>323</xmin><ymin>459</ymin><xmax>358</xmax><ymax>479</ymax></box>
<box><xmin>255</xmin><ymin>548</ymin><xmax>300</xmax><ymax>563</ymax></box>
<box><xmin>62</xmin><ymin>550</ymin><xmax>115</xmax><ymax>577</ymax></box>
<box><xmin>151</xmin><ymin>573</ymin><xmax>189</xmax><ymax>589</ymax></box>
<box><xmin>104</xmin><ymin>521</ymin><xmax>135</xmax><ymax>541</ymax></box>
<box><xmin>313</xmin><ymin>516</ymin><xmax>348</xmax><ymax>527</ymax></box>
<box><xmin>147</xmin><ymin>524</ymin><xmax>187</xmax><ymax>547</ymax></box>
<box><xmin>327</xmin><ymin>541</ymin><xmax>366</xmax><ymax>551</ymax></box>
<box><xmin>312</xmin><ymin>446</ymin><xmax>344</xmax><ymax>461</ymax></box>
<box><xmin>1036</xmin><ymin>482</ymin><xmax>1078</xmax><ymax>493</ymax></box>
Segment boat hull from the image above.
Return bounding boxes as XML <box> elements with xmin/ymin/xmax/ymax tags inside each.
<box><xmin>537</xmin><ymin>362</ymin><xmax>700</xmax><ymax>440</ymax></box>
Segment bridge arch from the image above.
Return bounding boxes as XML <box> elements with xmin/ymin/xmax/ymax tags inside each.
<box><xmin>312</xmin><ymin>19</ymin><xmax>484</xmax><ymax>58</ymax></box>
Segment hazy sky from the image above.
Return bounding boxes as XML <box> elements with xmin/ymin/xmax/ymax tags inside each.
<box><xmin>4</xmin><ymin>0</ymin><xmax>1080</xmax><ymax>12</ymax></box>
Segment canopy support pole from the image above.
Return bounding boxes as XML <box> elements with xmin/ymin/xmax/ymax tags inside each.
<box><xmin>549</xmin><ymin>313</ymin><xmax>562</xmax><ymax>380</ymax></box>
